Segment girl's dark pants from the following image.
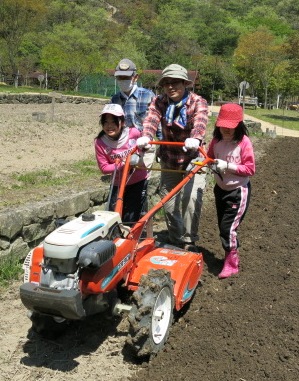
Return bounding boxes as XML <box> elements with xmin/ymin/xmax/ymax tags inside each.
<box><xmin>109</xmin><ymin>179</ymin><xmax>148</xmax><ymax>224</ymax></box>
<box><xmin>214</xmin><ymin>182</ymin><xmax>251</xmax><ymax>252</ymax></box>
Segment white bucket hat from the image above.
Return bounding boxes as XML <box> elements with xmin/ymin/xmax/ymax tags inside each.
<box><xmin>158</xmin><ymin>64</ymin><xmax>193</xmax><ymax>86</ymax></box>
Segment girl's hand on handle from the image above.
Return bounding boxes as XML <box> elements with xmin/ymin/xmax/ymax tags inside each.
<box><xmin>129</xmin><ymin>153</ymin><xmax>141</xmax><ymax>166</ymax></box>
<box><xmin>215</xmin><ymin>159</ymin><xmax>228</xmax><ymax>173</ymax></box>
<box><xmin>114</xmin><ymin>158</ymin><xmax>124</xmax><ymax>169</ymax></box>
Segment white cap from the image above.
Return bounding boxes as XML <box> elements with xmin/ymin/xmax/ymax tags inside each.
<box><xmin>100</xmin><ymin>104</ymin><xmax>124</xmax><ymax>117</ymax></box>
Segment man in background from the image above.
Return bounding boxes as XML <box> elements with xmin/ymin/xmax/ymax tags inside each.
<box><xmin>111</xmin><ymin>58</ymin><xmax>160</xmax><ymax>137</ymax></box>
<box><xmin>110</xmin><ymin>58</ymin><xmax>158</xmax><ymax>216</ymax></box>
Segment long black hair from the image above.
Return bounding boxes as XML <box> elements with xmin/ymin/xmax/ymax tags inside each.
<box><xmin>213</xmin><ymin>121</ymin><xmax>249</xmax><ymax>143</ymax></box>
<box><xmin>97</xmin><ymin>114</ymin><xmax>125</xmax><ymax>138</ymax></box>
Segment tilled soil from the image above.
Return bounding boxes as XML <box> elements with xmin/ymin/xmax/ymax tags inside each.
<box><xmin>0</xmin><ymin>102</ymin><xmax>298</xmax><ymax>380</ymax></box>
<box><xmin>131</xmin><ymin>136</ymin><xmax>299</xmax><ymax>381</ymax></box>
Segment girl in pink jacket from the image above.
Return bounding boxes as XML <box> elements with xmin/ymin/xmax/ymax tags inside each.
<box><xmin>95</xmin><ymin>104</ymin><xmax>148</xmax><ymax>224</ymax></box>
<box><xmin>207</xmin><ymin>103</ymin><xmax>255</xmax><ymax>279</ymax></box>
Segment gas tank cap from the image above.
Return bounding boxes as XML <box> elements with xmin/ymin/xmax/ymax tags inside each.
<box><xmin>82</xmin><ymin>213</ymin><xmax>95</xmax><ymax>222</ymax></box>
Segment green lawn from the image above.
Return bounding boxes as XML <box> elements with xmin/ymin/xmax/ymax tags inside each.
<box><xmin>0</xmin><ymin>84</ymin><xmax>109</xmax><ymax>99</ymax></box>
<box><xmin>0</xmin><ymin>84</ymin><xmax>48</xmax><ymax>94</ymax></box>
<box><xmin>243</xmin><ymin>107</ymin><xmax>299</xmax><ymax>131</ymax></box>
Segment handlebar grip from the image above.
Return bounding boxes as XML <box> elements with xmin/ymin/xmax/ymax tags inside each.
<box><xmin>148</xmin><ymin>140</ymin><xmax>208</xmax><ymax>158</ymax></box>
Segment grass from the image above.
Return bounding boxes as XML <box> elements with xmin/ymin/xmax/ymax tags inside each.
<box><xmin>11</xmin><ymin>160</ymin><xmax>99</xmax><ymax>189</ymax></box>
<box><xmin>8</xmin><ymin>158</ymin><xmax>98</xmax><ymax>190</ymax></box>
<box><xmin>0</xmin><ymin>157</ymin><xmax>99</xmax><ymax>209</ymax></box>
<box><xmin>243</xmin><ymin>107</ymin><xmax>299</xmax><ymax>131</ymax></box>
<box><xmin>12</xmin><ymin>169</ymin><xmax>59</xmax><ymax>187</ymax></box>
<box><xmin>0</xmin><ymin>83</ymin><xmax>49</xmax><ymax>94</ymax></box>
<box><xmin>0</xmin><ymin>255</ymin><xmax>23</xmax><ymax>288</ymax></box>
<box><xmin>72</xmin><ymin>159</ymin><xmax>100</xmax><ymax>175</ymax></box>
<box><xmin>0</xmin><ymin>83</ymin><xmax>109</xmax><ymax>99</ymax></box>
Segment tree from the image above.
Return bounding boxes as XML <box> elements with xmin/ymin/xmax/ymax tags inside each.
<box><xmin>276</xmin><ymin>0</ymin><xmax>299</xmax><ymax>30</ymax></box>
<box><xmin>234</xmin><ymin>27</ymin><xmax>286</xmax><ymax>107</ymax></box>
<box><xmin>18</xmin><ymin>32</ymin><xmax>44</xmax><ymax>83</ymax></box>
<box><xmin>146</xmin><ymin>0</ymin><xmax>201</xmax><ymax>68</ymax></box>
<box><xmin>105</xmin><ymin>25</ymin><xmax>150</xmax><ymax>72</ymax></box>
<box><xmin>0</xmin><ymin>0</ymin><xmax>47</xmax><ymax>80</ymax></box>
<box><xmin>243</xmin><ymin>6</ymin><xmax>292</xmax><ymax>37</ymax></box>
<box><xmin>284</xmin><ymin>31</ymin><xmax>299</xmax><ymax>75</ymax></box>
<box><xmin>41</xmin><ymin>23</ymin><xmax>105</xmax><ymax>91</ymax></box>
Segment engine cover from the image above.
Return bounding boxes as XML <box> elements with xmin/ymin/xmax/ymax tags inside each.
<box><xmin>44</xmin><ymin>211</ymin><xmax>122</xmax><ymax>259</ymax></box>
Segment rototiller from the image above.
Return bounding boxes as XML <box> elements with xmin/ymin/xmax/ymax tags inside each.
<box><xmin>20</xmin><ymin>141</ymin><xmax>214</xmax><ymax>357</ymax></box>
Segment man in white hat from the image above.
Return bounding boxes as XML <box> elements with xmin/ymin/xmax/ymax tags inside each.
<box><xmin>136</xmin><ymin>64</ymin><xmax>208</xmax><ymax>252</ymax></box>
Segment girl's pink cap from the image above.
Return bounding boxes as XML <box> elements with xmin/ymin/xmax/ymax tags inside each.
<box><xmin>216</xmin><ymin>103</ymin><xmax>243</xmax><ymax>129</ymax></box>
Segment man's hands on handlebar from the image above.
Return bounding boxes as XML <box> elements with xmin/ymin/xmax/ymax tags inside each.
<box><xmin>183</xmin><ymin>138</ymin><xmax>200</xmax><ymax>152</ymax></box>
<box><xmin>137</xmin><ymin>137</ymin><xmax>202</xmax><ymax>152</ymax></box>
<box><xmin>136</xmin><ymin>136</ymin><xmax>151</xmax><ymax>150</ymax></box>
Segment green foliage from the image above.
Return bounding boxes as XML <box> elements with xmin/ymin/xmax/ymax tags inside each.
<box><xmin>191</xmin><ymin>2</ymin><xmax>241</xmax><ymax>56</ymax></box>
<box><xmin>0</xmin><ymin>0</ymin><xmax>298</xmax><ymax>101</ymax></box>
<box><xmin>0</xmin><ymin>0</ymin><xmax>48</xmax><ymax>72</ymax></box>
<box><xmin>146</xmin><ymin>1</ymin><xmax>200</xmax><ymax>68</ymax></box>
<box><xmin>0</xmin><ymin>255</ymin><xmax>23</xmax><ymax>288</ymax></box>
<box><xmin>41</xmin><ymin>23</ymin><xmax>105</xmax><ymax>90</ymax></box>
<box><xmin>243</xmin><ymin>6</ymin><xmax>292</xmax><ymax>37</ymax></box>
<box><xmin>284</xmin><ymin>31</ymin><xmax>299</xmax><ymax>76</ymax></box>
<box><xmin>276</xmin><ymin>0</ymin><xmax>299</xmax><ymax>30</ymax></box>
<box><xmin>109</xmin><ymin>28</ymin><xmax>150</xmax><ymax>72</ymax></box>
<box><xmin>112</xmin><ymin>0</ymin><xmax>157</xmax><ymax>32</ymax></box>
<box><xmin>234</xmin><ymin>26</ymin><xmax>288</xmax><ymax>105</ymax></box>
<box><xmin>139</xmin><ymin>73</ymin><xmax>159</xmax><ymax>89</ymax></box>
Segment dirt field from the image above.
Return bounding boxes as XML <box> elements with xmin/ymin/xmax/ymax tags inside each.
<box><xmin>0</xmin><ymin>103</ymin><xmax>298</xmax><ymax>381</ymax></box>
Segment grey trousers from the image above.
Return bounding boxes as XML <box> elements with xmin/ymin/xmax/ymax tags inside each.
<box><xmin>159</xmin><ymin>162</ymin><xmax>206</xmax><ymax>245</ymax></box>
